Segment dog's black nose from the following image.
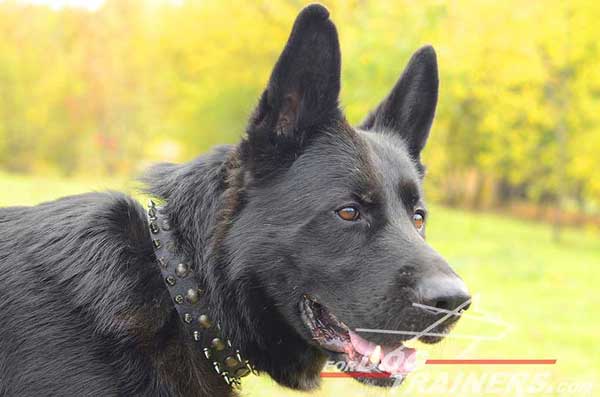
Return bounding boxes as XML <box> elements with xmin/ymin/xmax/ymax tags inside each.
<box><xmin>418</xmin><ymin>276</ymin><xmax>471</xmax><ymax>312</ymax></box>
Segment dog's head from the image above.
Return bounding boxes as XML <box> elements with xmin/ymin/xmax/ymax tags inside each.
<box><xmin>219</xmin><ymin>4</ymin><xmax>470</xmax><ymax>390</ymax></box>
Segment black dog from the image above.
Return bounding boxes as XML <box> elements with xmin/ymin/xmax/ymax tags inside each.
<box><xmin>0</xmin><ymin>4</ymin><xmax>469</xmax><ymax>396</ymax></box>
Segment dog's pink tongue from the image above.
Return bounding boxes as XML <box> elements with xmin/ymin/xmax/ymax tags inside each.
<box><xmin>349</xmin><ymin>331</ymin><xmax>377</xmax><ymax>357</ymax></box>
<box><xmin>349</xmin><ymin>331</ymin><xmax>417</xmax><ymax>375</ymax></box>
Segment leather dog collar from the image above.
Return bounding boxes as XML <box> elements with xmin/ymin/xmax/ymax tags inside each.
<box><xmin>146</xmin><ymin>200</ymin><xmax>255</xmax><ymax>390</ymax></box>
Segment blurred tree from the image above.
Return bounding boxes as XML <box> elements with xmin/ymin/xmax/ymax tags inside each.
<box><xmin>0</xmin><ymin>0</ymin><xmax>598</xmax><ymax>212</ymax></box>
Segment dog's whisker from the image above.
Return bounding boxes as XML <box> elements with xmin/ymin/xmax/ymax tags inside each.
<box><xmin>412</xmin><ymin>302</ymin><xmax>467</xmax><ymax>316</ymax></box>
<box><xmin>353</xmin><ymin>328</ymin><xmax>506</xmax><ymax>341</ymax></box>
<box><xmin>409</xmin><ymin>298</ymin><xmax>471</xmax><ymax>340</ymax></box>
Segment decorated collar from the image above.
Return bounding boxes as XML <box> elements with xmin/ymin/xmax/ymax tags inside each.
<box><xmin>146</xmin><ymin>200</ymin><xmax>255</xmax><ymax>390</ymax></box>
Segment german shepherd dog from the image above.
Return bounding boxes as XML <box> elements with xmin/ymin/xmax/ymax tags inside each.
<box><xmin>0</xmin><ymin>4</ymin><xmax>470</xmax><ymax>396</ymax></box>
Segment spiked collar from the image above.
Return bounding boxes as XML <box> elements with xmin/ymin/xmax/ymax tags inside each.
<box><xmin>146</xmin><ymin>199</ymin><xmax>255</xmax><ymax>390</ymax></box>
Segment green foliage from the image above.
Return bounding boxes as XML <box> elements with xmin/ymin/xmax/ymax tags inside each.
<box><xmin>0</xmin><ymin>0</ymin><xmax>599</xmax><ymax>209</ymax></box>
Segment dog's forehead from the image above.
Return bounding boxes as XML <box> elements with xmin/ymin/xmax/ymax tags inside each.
<box><xmin>356</xmin><ymin>129</ymin><xmax>420</xmax><ymax>184</ymax></box>
<box><xmin>291</xmin><ymin>127</ymin><xmax>422</xmax><ymax>199</ymax></box>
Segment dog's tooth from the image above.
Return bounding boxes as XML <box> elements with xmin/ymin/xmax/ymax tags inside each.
<box><xmin>369</xmin><ymin>345</ymin><xmax>382</xmax><ymax>365</ymax></box>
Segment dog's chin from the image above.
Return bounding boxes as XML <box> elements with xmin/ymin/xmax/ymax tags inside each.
<box><xmin>267</xmin><ymin>348</ymin><xmax>328</xmax><ymax>391</ymax></box>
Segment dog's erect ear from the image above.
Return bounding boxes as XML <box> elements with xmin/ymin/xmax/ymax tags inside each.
<box><xmin>242</xmin><ymin>4</ymin><xmax>341</xmax><ymax>175</ymax></box>
<box><xmin>360</xmin><ymin>46</ymin><xmax>438</xmax><ymax>159</ymax></box>
<box><xmin>249</xmin><ymin>4</ymin><xmax>341</xmax><ymax>136</ymax></box>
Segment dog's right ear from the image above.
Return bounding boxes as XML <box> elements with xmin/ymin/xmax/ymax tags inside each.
<box><xmin>242</xmin><ymin>4</ymin><xmax>342</xmax><ymax>177</ymax></box>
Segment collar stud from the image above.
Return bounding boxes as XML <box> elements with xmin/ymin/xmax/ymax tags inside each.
<box><xmin>211</xmin><ymin>338</ymin><xmax>226</xmax><ymax>351</ymax></box>
<box><xmin>185</xmin><ymin>288</ymin><xmax>200</xmax><ymax>304</ymax></box>
<box><xmin>175</xmin><ymin>263</ymin><xmax>189</xmax><ymax>278</ymax></box>
<box><xmin>198</xmin><ymin>314</ymin><xmax>212</xmax><ymax>328</ymax></box>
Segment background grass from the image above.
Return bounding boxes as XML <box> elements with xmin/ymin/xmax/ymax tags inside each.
<box><xmin>1</xmin><ymin>171</ymin><xmax>597</xmax><ymax>397</ymax></box>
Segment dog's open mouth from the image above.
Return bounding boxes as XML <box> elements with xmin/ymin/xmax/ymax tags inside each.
<box><xmin>300</xmin><ymin>295</ymin><xmax>417</xmax><ymax>385</ymax></box>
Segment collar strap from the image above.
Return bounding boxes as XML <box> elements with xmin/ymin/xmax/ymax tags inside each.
<box><xmin>147</xmin><ymin>200</ymin><xmax>255</xmax><ymax>389</ymax></box>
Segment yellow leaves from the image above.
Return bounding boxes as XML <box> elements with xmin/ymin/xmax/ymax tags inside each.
<box><xmin>0</xmin><ymin>0</ymin><xmax>599</xmax><ymax>207</ymax></box>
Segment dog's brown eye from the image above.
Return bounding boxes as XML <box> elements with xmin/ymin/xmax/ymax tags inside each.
<box><xmin>337</xmin><ymin>207</ymin><xmax>360</xmax><ymax>221</ymax></box>
<box><xmin>413</xmin><ymin>211</ymin><xmax>425</xmax><ymax>231</ymax></box>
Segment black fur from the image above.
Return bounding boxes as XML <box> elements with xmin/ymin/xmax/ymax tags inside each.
<box><xmin>0</xmin><ymin>4</ymin><xmax>468</xmax><ymax>396</ymax></box>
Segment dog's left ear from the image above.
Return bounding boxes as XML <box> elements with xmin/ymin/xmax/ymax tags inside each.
<box><xmin>360</xmin><ymin>46</ymin><xmax>438</xmax><ymax>160</ymax></box>
<box><xmin>242</xmin><ymin>4</ymin><xmax>342</xmax><ymax>177</ymax></box>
